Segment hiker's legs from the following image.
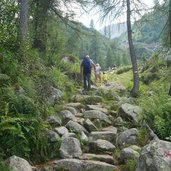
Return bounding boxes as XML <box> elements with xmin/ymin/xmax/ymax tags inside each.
<box><xmin>83</xmin><ymin>74</ymin><xmax>87</xmax><ymax>90</ymax></box>
<box><xmin>95</xmin><ymin>74</ymin><xmax>101</xmax><ymax>86</ymax></box>
<box><xmin>87</xmin><ymin>72</ymin><xmax>91</xmax><ymax>91</ymax></box>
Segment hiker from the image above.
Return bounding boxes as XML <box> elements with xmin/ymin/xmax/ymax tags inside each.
<box><xmin>102</xmin><ymin>71</ymin><xmax>108</xmax><ymax>84</ymax></box>
<box><xmin>95</xmin><ymin>63</ymin><xmax>102</xmax><ymax>85</ymax></box>
<box><xmin>80</xmin><ymin>55</ymin><xmax>95</xmax><ymax>92</ymax></box>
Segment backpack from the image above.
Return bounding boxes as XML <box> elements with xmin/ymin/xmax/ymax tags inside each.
<box><xmin>82</xmin><ymin>58</ymin><xmax>91</xmax><ymax>71</ymax></box>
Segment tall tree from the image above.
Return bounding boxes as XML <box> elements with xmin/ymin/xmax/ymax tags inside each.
<box><xmin>89</xmin><ymin>0</ymin><xmax>145</xmax><ymax>96</ymax></box>
<box><xmin>31</xmin><ymin>0</ymin><xmax>90</xmax><ymax>52</ymax></box>
<box><xmin>126</xmin><ymin>0</ymin><xmax>139</xmax><ymax>96</ymax></box>
<box><xmin>32</xmin><ymin>0</ymin><xmax>53</xmax><ymax>52</ymax></box>
<box><xmin>168</xmin><ymin>0</ymin><xmax>171</xmax><ymax>95</ymax></box>
<box><xmin>90</xmin><ymin>19</ymin><xmax>95</xmax><ymax>29</ymax></box>
<box><xmin>18</xmin><ymin>0</ymin><xmax>29</xmax><ymax>43</ymax></box>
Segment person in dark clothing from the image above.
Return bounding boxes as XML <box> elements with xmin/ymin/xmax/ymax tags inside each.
<box><xmin>80</xmin><ymin>55</ymin><xmax>95</xmax><ymax>92</ymax></box>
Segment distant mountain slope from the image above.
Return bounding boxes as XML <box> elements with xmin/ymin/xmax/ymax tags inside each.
<box><xmin>109</xmin><ymin>8</ymin><xmax>166</xmax><ymax>60</ymax></box>
<box><xmin>99</xmin><ymin>22</ymin><xmax>127</xmax><ymax>39</ymax></box>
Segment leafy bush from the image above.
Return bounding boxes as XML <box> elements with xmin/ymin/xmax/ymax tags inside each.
<box><xmin>18</xmin><ymin>76</ymin><xmax>36</xmax><ymax>99</ymax></box>
<box><xmin>0</xmin><ymin>161</ymin><xmax>11</xmax><ymax>171</ymax></box>
<box><xmin>121</xmin><ymin>159</ymin><xmax>137</xmax><ymax>171</ymax></box>
<box><xmin>3</xmin><ymin>87</ymin><xmax>39</xmax><ymax>115</ymax></box>
<box><xmin>0</xmin><ymin>74</ymin><xmax>11</xmax><ymax>87</ymax></box>
<box><xmin>0</xmin><ymin>115</ymin><xmax>60</xmax><ymax>163</ymax></box>
<box><xmin>0</xmin><ymin>50</ymin><xmax>20</xmax><ymax>82</ymax></box>
<box><xmin>137</xmin><ymin>128</ymin><xmax>149</xmax><ymax>146</ymax></box>
<box><xmin>140</xmin><ymin>93</ymin><xmax>171</xmax><ymax>140</ymax></box>
<box><xmin>116</xmin><ymin>66</ymin><xmax>132</xmax><ymax>74</ymax></box>
<box><xmin>140</xmin><ymin>72</ymin><xmax>159</xmax><ymax>84</ymax></box>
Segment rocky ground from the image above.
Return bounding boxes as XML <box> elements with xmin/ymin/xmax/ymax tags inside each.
<box><xmin>5</xmin><ymin>82</ymin><xmax>171</xmax><ymax>171</ymax></box>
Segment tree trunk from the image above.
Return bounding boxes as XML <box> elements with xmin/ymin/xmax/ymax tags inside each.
<box><xmin>18</xmin><ymin>0</ymin><xmax>29</xmax><ymax>43</ymax></box>
<box><xmin>127</xmin><ymin>0</ymin><xmax>139</xmax><ymax>97</ymax></box>
<box><xmin>169</xmin><ymin>0</ymin><xmax>171</xmax><ymax>45</ymax></box>
<box><xmin>32</xmin><ymin>0</ymin><xmax>51</xmax><ymax>53</ymax></box>
<box><xmin>169</xmin><ymin>0</ymin><xmax>171</xmax><ymax>96</ymax></box>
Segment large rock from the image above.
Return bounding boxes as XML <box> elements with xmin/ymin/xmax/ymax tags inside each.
<box><xmin>46</xmin><ymin>87</ymin><xmax>64</xmax><ymax>105</ymax></box>
<box><xmin>79</xmin><ymin>153</ymin><xmax>115</xmax><ymax>164</ymax></box>
<box><xmin>86</xmin><ymin>105</ymin><xmax>108</xmax><ymax>114</ymax></box>
<box><xmin>116</xmin><ymin>128</ymin><xmax>138</xmax><ymax>147</ymax></box>
<box><xmin>104</xmin><ymin>82</ymin><xmax>126</xmax><ymax>92</ymax></box>
<box><xmin>59</xmin><ymin>137</ymin><xmax>82</xmax><ymax>158</ymax></box>
<box><xmin>89</xmin><ymin>131</ymin><xmax>117</xmax><ymax>143</ymax></box>
<box><xmin>66</xmin><ymin>120</ymin><xmax>89</xmax><ymax>135</ymax></box>
<box><xmin>120</xmin><ymin>146</ymin><xmax>140</xmax><ymax>163</ymax></box>
<box><xmin>64</xmin><ymin>106</ymin><xmax>77</xmax><ymax>115</ymax></box>
<box><xmin>84</xmin><ymin>110</ymin><xmax>111</xmax><ymax>124</ymax></box>
<box><xmin>89</xmin><ymin>139</ymin><xmax>116</xmax><ymax>152</ymax></box>
<box><xmin>5</xmin><ymin>155</ymin><xmax>33</xmax><ymax>171</ymax></box>
<box><xmin>54</xmin><ymin>126</ymin><xmax>69</xmax><ymax>136</ymax></box>
<box><xmin>119</xmin><ymin>103</ymin><xmax>142</xmax><ymax>123</ymax></box>
<box><xmin>46</xmin><ymin>115</ymin><xmax>61</xmax><ymax>126</ymax></box>
<box><xmin>53</xmin><ymin>159</ymin><xmax>117</xmax><ymax>171</ymax></box>
<box><xmin>59</xmin><ymin>110</ymin><xmax>76</xmax><ymax>125</ymax></box>
<box><xmin>83</xmin><ymin>119</ymin><xmax>98</xmax><ymax>132</ymax></box>
<box><xmin>101</xmin><ymin>126</ymin><xmax>117</xmax><ymax>134</ymax></box>
<box><xmin>136</xmin><ymin>139</ymin><xmax>171</xmax><ymax>171</ymax></box>
<box><xmin>45</xmin><ymin>129</ymin><xmax>59</xmax><ymax>142</ymax></box>
<box><xmin>66</xmin><ymin>102</ymin><xmax>82</xmax><ymax>109</ymax></box>
<box><xmin>114</xmin><ymin>117</ymin><xmax>124</xmax><ymax>127</ymax></box>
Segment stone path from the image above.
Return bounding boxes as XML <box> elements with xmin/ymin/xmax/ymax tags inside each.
<box><xmin>5</xmin><ymin>84</ymin><xmax>171</xmax><ymax>171</ymax></box>
<box><xmin>37</xmin><ymin>84</ymin><xmax>143</xmax><ymax>171</ymax></box>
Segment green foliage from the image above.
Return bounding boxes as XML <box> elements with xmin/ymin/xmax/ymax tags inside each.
<box><xmin>1</xmin><ymin>0</ymin><xmax>171</xmax><ymax>167</ymax></box>
<box><xmin>0</xmin><ymin>87</ymin><xmax>39</xmax><ymax>116</ymax></box>
<box><xmin>116</xmin><ymin>66</ymin><xmax>132</xmax><ymax>74</ymax></box>
<box><xmin>0</xmin><ymin>114</ymin><xmax>60</xmax><ymax>163</ymax></box>
<box><xmin>18</xmin><ymin>76</ymin><xmax>36</xmax><ymax>99</ymax></box>
<box><xmin>105</xmin><ymin>40</ymin><xmax>130</xmax><ymax>68</ymax></box>
<box><xmin>0</xmin><ymin>1</ymin><xmax>18</xmax><ymax>50</ymax></box>
<box><xmin>46</xmin><ymin>17</ymin><xmax>67</xmax><ymax>56</ymax></box>
<box><xmin>10</xmin><ymin>94</ymin><xmax>40</xmax><ymax>115</ymax></box>
<box><xmin>0</xmin><ymin>116</ymin><xmax>30</xmax><ymax>159</ymax></box>
<box><xmin>140</xmin><ymin>54</ymin><xmax>167</xmax><ymax>84</ymax></box>
<box><xmin>50</xmin><ymin>67</ymin><xmax>75</xmax><ymax>94</ymax></box>
<box><xmin>83</xmin><ymin>95</ymin><xmax>103</xmax><ymax>105</ymax></box>
<box><xmin>141</xmin><ymin>72</ymin><xmax>159</xmax><ymax>85</ymax></box>
<box><xmin>121</xmin><ymin>159</ymin><xmax>137</xmax><ymax>171</ymax></box>
<box><xmin>0</xmin><ymin>50</ymin><xmax>20</xmax><ymax>82</ymax></box>
<box><xmin>139</xmin><ymin>92</ymin><xmax>171</xmax><ymax>140</ymax></box>
<box><xmin>0</xmin><ymin>161</ymin><xmax>11</xmax><ymax>171</ymax></box>
<box><xmin>137</xmin><ymin>128</ymin><xmax>149</xmax><ymax>146</ymax></box>
<box><xmin>0</xmin><ymin>74</ymin><xmax>11</xmax><ymax>87</ymax></box>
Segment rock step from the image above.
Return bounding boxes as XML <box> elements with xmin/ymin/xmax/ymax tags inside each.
<box><xmin>53</xmin><ymin>158</ymin><xmax>117</xmax><ymax>171</ymax></box>
<box><xmin>79</xmin><ymin>153</ymin><xmax>115</xmax><ymax>165</ymax></box>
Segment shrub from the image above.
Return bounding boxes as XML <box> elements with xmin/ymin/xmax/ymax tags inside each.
<box><xmin>121</xmin><ymin>159</ymin><xmax>137</xmax><ymax>171</ymax></box>
<box><xmin>116</xmin><ymin>66</ymin><xmax>132</xmax><ymax>74</ymax></box>
<box><xmin>0</xmin><ymin>74</ymin><xmax>11</xmax><ymax>87</ymax></box>
<box><xmin>140</xmin><ymin>72</ymin><xmax>159</xmax><ymax>84</ymax></box>
<box><xmin>0</xmin><ymin>50</ymin><xmax>20</xmax><ymax>82</ymax></box>
<box><xmin>140</xmin><ymin>92</ymin><xmax>171</xmax><ymax>140</ymax></box>
<box><xmin>137</xmin><ymin>128</ymin><xmax>149</xmax><ymax>146</ymax></box>
<box><xmin>0</xmin><ymin>115</ymin><xmax>61</xmax><ymax>163</ymax></box>
<box><xmin>0</xmin><ymin>161</ymin><xmax>11</xmax><ymax>171</ymax></box>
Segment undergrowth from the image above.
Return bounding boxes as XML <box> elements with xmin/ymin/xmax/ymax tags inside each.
<box><xmin>0</xmin><ymin>48</ymin><xmax>78</xmax><ymax>163</ymax></box>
